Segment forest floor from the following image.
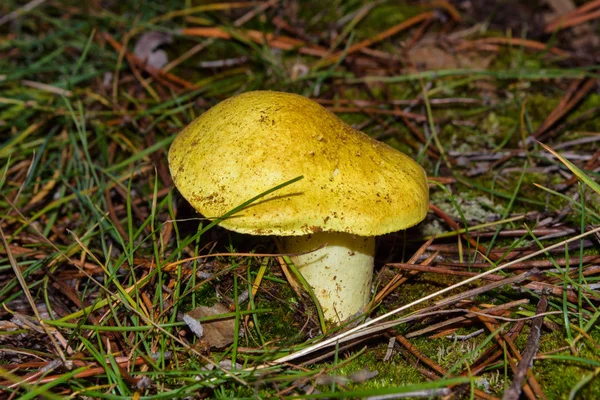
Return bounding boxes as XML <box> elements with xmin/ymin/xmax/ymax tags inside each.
<box><xmin>1</xmin><ymin>1</ymin><xmax>600</xmax><ymax>398</ymax></box>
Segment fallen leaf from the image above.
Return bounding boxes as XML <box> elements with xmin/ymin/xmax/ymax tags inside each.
<box><xmin>408</xmin><ymin>44</ymin><xmax>458</xmax><ymax>70</ymax></box>
<box><xmin>184</xmin><ymin>303</ymin><xmax>239</xmax><ymax>348</ymax></box>
<box><xmin>409</xmin><ymin>43</ymin><xmax>493</xmax><ymax>71</ymax></box>
<box><xmin>349</xmin><ymin>369</ymin><xmax>379</xmax><ymax>383</ymax></box>
<box><xmin>133</xmin><ymin>31</ymin><xmax>173</xmax><ymax>69</ymax></box>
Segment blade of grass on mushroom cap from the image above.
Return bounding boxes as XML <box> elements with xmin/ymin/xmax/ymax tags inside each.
<box><xmin>167</xmin><ymin>175</ymin><xmax>304</xmax><ymax>260</ymax></box>
<box><xmin>199</xmin><ymin>175</ymin><xmax>305</xmax><ymax>235</ymax></box>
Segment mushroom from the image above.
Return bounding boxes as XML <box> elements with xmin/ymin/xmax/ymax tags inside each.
<box><xmin>168</xmin><ymin>91</ymin><xmax>428</xmax><ymax>323</ymax></box>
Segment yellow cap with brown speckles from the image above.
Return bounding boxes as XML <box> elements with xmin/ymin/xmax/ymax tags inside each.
<box><xmin>168</xmin><ymin>91</ymin><xmax>428</xmax><ymax>236</ymax></box>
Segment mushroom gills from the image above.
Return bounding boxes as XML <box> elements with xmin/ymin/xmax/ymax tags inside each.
<box><xmin>282</xmin><ymin>232</ymin><xmax>375</xmax><ymax>323</ymax></box>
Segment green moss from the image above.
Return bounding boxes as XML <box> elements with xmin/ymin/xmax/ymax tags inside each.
<box><xmin>251</xmin><ymin>279</ymin><xmax>307</xmax><ymax>345</ymax></box>
<box><xmin>534</xmin><ymin>330</ymin><xmax>600</xmax><ymax>398</ymax></box>
<box><xmin>524</xmin><ymin>93</ymin><xmax>561</xmax><ymax>127</ymax></box>
<box><xmin>383</xmin><ymin>135</ymin><xmax>416</xmax><ymax>156</ymax></box>
<box><xmin>430</xmin><ymin>188</ymin><xmax>506</xmax><ymax>224</ymax></box>
<box><xmin>355</xmin><ymin>4</ymin><xmax>421</xmax><ymax>42</ymax></box>
<box><xmin>179</xmin><ymin>278</ymin><xmax>221</xmax><ymax>313</ymax></box>
<box><xmin>337</xmin><ymin>111</ymin><xmax>370</xmax><ymax>127</ymax></box>
<box><xmin>331</xmin><ymin>348</ymin><xmax>426</xmax><ymax>389</ymax></box>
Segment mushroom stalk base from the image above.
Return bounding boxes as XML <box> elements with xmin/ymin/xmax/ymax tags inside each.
<box><xmin>282</xmin><ymin>232</ymin><xmax>375</xmax><ymax>323</ymax></box>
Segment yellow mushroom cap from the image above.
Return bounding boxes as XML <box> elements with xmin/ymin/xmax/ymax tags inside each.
<box><xmin>168</xmin><ymin>91</ymin><xmax>429</xmax><ymax>236</ymax></box>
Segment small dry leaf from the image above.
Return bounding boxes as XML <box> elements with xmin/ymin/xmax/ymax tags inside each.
<box><xmin>313</xmin><ymin>369</ymin><xmax>378</xmax><ymax>387</ymax></box>
<box><xmin>184</xmin><ymin>303</ymin><xmax>238</xmax><ymax>348</ymax></box>
<box><xmin>407</xmin><ymin>32</ymin><xmax>494</xmax><ymax>72</ymax></box>
<box><xmin>218</xmin><ymin>359</ymin><xmax>243</xmax><ymax>370</ymax></box>
<box><xmin>314</xmin><ymin>375</ymin><xmax>348</xmax><ymax>385</ymax></box>
<box><xmin>348</xmin><ymin>369</ymin><xmax>378</xmax><ymax>383</ymax></box>
<box><xmin>133</xmin><ymin>31</ymin><xmax>173</xmax><ymax>69</ymax></box>
<box><xmin>408</xmin><ymin>44</ymin><xmax>458</xmax><ymax>70</ymax></box>
<box><xmin>136</xmin><ymin>376</ymin><xmax>152</xmax><ymax>390</ymax></box>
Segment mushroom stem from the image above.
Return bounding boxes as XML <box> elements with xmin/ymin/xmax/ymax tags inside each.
<box><xmin>282</xmin><ymin>232</ymin><xmax>375</xmax><ymax>323</ymax></box>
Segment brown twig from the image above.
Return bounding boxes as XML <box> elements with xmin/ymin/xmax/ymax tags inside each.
<box><xmin>424</xmin><ymin>254</ymin><xmax>600</xmax><ymax>270</ymax></box>
<box><xmin>455</xmin><ymin>37</ymin><xmax>569</xmax><ymax>57</ymax></box>
<box><xmin>0</xmin><ymin>357</ymin><xmax>147</xmax><ymax>388</ymax></box>
<box><xmin>429</xmin><ymin>203</ymin><xmax>500</xmax><ymax>261</ymax></box>
<box><xmin>435</xmin><ymin>269</ymin><xmax>537</xmax><ymax>308</ymax></box>
<box><xmin>394</xmin><ymin>334</ymin><xmax>499</xmax><ymax>400</ymax></box>
<box><xmin>101</xmin><ymin>32</ymin><xmax>193</xmax><ymax>91</ymax></box>
<box><xmin>469</xmin><ymin>319</ymin><xmax>525</xmax><ymax>375</ymax></box>
<box><xmin>317</xmin><ymin>11</ymin><xmax>436</xmax><ymax>67</ymax></box>
<box><xmin>388</xmin><ymin>262</ymin><xmax>594</xmax><ymax>303</ymax></box>
<box><xmin>326</xmin><ymin>106</ymin><xmax>430</xmax><ymax>122</ymax></box>
<box><xmin>179</xmin><ymin>27</ymin><xmax>328</xmax><ymax>57</ymax></box>
<box><xmin>405</xmin><ymin>299</ymin><xmax>529</xmax><ymax>338</ymax></box>
<box><xmin>533</xmin><ymin>78</ymin><xmax>597</xmax><ymax>141</ymax></box>
<box><xmin>369</xmin><ymin>238</ymin><xmax>436</xmax><ymax>308</ymax></box>
<box><xmin>545</xmin><ymin>0</ymin><xmax>600</xmax><ymax>32</ymax></box>
<box><xmin>502</xmin><ymin>295</ymin><xmax>549</xmax><ymax>400</ymax></box>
